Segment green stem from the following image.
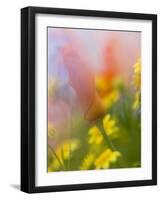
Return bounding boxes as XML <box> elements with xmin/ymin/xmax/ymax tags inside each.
<box><xmin>102</xmin><ymin>130</ymin><xmax>116</xmax><ymax>151</ymax></box>
<box><xmin>100</xmin><ymin>129</ymin><xmax>123</xmax><ymax>168</ymax></box>
<box><xmin>61</xmin><ymin>148</ymin><xmax>68</xmax><ymax>170</ymax></box>
<box><xmin>67</xmin><ymin>144</ymin><xmax>71</xmax><ymax>170</ymax></box>
<box><xmin>98</xmin><ymin>123</ymin><xmax>116</xmax><ymax>151</ymax></box>
<box><xmin>48</xmin><ymin>144</ymin><xmax>65</xmax><ymax>168</ymax></box>
<box><xmin>99</xmin><ymin>124</ymin><xmax>123</xmax><ymax>168</ymax></box>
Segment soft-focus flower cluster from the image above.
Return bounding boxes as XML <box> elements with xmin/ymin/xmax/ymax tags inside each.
<box><xmin>95</xmin><ymin>149</ymin><xmax>121</xmax><ymax>169</ymax></box>
<box><xmin>88</xmin><ymin>126</ymin><xmax>103</xmax><ymax>145</ymax></box>
<box><xmin>48</xmin><ymin>139</ymin><xmax>80</xmax><ymax>171</ymax></box>
<box><xmin>80</xmin><ymin>153</ymin><xmax>95</xmax><ymax>170</ymax></box>
<box><xmin>95</xmin><ymin>76</ymin><xmax>120</xmax><ymax>110</ymax></box>
<box><xmin>103</xmin><ymin>114</ymin><xmax>119</xmax><ymax>136</ymax></box>
<box><xmin>81</xmin><ymin>114</ymin><xmax>121</xmax><ymax>170</ymax></box>
<box><xmin>88</xmin><ymin>114</ymin><xmax>119</xmax><ymax>145</ymax></box>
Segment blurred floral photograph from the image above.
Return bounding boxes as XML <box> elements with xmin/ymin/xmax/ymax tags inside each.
<box><xmin>47</xmin><ymin>27</ymin><xmax>141</xmax><ymax>172</ymax></box>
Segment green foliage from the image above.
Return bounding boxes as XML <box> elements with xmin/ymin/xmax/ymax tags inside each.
<box><xmin>48</xmin><ymin>85</ymin><xmax>141</xmax><ymax>172</ymax></box>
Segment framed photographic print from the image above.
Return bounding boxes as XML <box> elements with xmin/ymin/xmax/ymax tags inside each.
<box><xmin>21</xmin><ymin>6</ymin><xmax>157</xmax><ymax>193</ymax></box>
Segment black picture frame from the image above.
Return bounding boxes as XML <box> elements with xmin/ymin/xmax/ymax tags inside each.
<box><xmin>21</xmin><ymin>6</ymin><xmax>157</xmax><ymax>193</ymax></box>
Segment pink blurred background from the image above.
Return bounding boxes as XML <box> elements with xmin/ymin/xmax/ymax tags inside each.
<box><xmin>48</xmin><ymin>27</ymin><xmax>141</xmax><ymax>144</ymax></box>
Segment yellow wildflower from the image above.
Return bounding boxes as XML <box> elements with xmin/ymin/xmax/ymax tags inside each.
<box><xmin>133</xmin><ymin>91</ymin><xmax>141</xmax><ymax>110</ymax></box>
<box><xmin>52</xmin><ymin>139</ymin><xmax>80</xmax><ymax>170</ymax></box>
<box><xmin>58</xmin><ymin>140</ymin><xmax>79</xmax><ymax>161</ymax></box>
<box><xmin>133</xmin><ymin>59</ymin><xmax>141</xmax><ymax>90</ymax></box>
<box><xmin>103</xmin><ymin>114</ymin><xmax>119</xmax><ymax>136</ymax></box>
<box><xmin>48</xmin><ymin>123</ymin><xmax>55</xmax><ymax>138</ymax></box>
<box><xmin>102</xmin><ymin>90</ymin><xmax>119</xmax><ymax>109</ymax></box>
<box><xmin>80</xmin><ymin>153</ymin><xmax>95</xmax><ymax>170</ymax></box>
<box><xmin>95</xmin><ymin>76</ymin><xmax>120</xmax><ymax>109</ymax></box>
<box><xmin>95</xmin><ymin>76</ymin><xmax>109</xmax><ymax>95</ymax></box>
<box><xmin>133</xmin><ymin>59</ymin><xmax>141</xmax><ymax>110</ymax></box>
<box><xmin>94</xmin><ymin>149</ymin><xmax>121</xmax><ymax>169</ymax></box>
<box><xmin>88</xmin><ymin>126</ymin><xmax>103</xmax><ymax>144</ymax></box>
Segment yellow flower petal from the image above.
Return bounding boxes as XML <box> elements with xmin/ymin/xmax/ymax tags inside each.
<box><xmin>133</xmin><ymin>91</ymin><xmax>141</xmax><ymax>110</ymax></box>
<box><xmin>80</xmin><ymin>153</ymin><xmax>95</xmax><ymax>170</ymax></box>
<box><xmin>88</xmin><ymin>126</ymin><xmax>103</xmax><ymax>145</ymax></box>
<box><xmin>51</xmin><ymin>139</ymin><xmax>80</xmax><ymax>170</ymax></box>
<box><xmin>133</xmin><ymin>59</ymin><xmax>141</xmax><ymax>90</ymax></box>
<box><xmin>94</xmin><ymin>149</ymin><xmax>121</xmax><ymax>169</ymax></box>
<box><xmin>103</xmin><ymin>114</ymin><xmax>118</xmax><ymax>136</ymax></box>
<box><xmin>102</xmin><ymin>90</ymin><xmax>120</xmax><ymax>109</ymax></box>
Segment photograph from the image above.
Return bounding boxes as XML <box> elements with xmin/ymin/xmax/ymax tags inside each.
<box><xmin>47</xmin><ymin>27</ymin><xmax>141</xmax><ymax>172</ymax></box>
